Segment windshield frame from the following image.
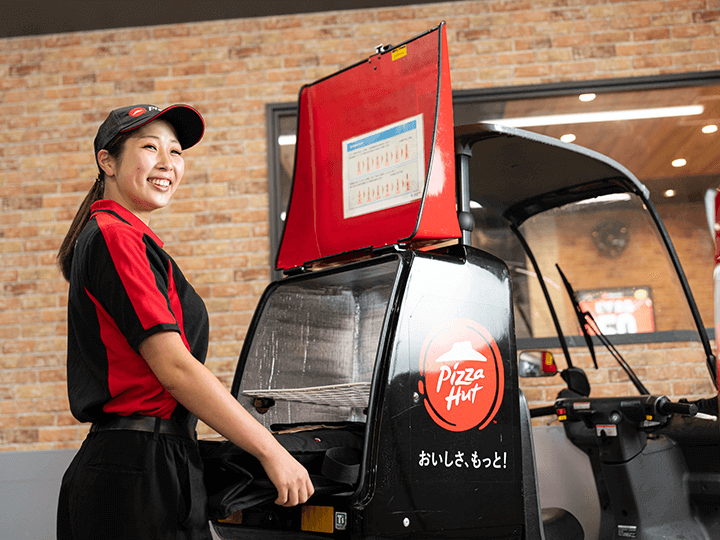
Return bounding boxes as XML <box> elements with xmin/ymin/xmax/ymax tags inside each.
<box><xmin>458</xmin><ymin>123</ymin><xmax>717</xmax><ymax>386</ymax></box>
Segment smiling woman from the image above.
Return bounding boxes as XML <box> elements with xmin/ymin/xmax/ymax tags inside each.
<box><xmin>54</xmin><ymin>104</ymin><xmax>315</xmax><ymax>540</ymax></box>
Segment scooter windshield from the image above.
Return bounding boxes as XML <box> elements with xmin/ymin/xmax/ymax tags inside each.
<box><xmin>472</xmin><ymin>192</ymin><xmax>714</xmax><ymax>395</ymax></box>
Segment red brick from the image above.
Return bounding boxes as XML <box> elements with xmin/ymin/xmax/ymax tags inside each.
<box><xmin>514</xmin><ymin>37</ymin><xmax>553</xmax><ymax>50</ymax></box>
<box><xmin>633</xmin><ymin>55</ymin><xmax>673</xmax><ymax>69</ymax></box>
<box><xmin>514</xmin><ymin>64</ymin><xmax>553</xmax><ymax>78</ymax></box>
<box><xmin>572</xmin><ymin>45</ymin><xmax>616</xmax><ymax>59</ymax></box>
<box><xmin>593</xmin><ymin>31</ymin><xmax>631</xmax><ymax>44</ymax></box>
<box><xmin>633</xmin><ymin>28</ymin><xmax>672</xmax><ymax>41</ymax></box>
<box><xmin>693</xmin><ymin>11</ymin><xmax>720</xmax><ymax>24</ymax></box>
<box><xmin>672</xmin><ymin>25</ymin><xmax>713</xmax><ymax>38</ymax></box>
<box><xmin>674</xmin><ymin>51</ymin><xmax>718</xmax><ymax>66</ymax></box>
<box><xmin>553</xmin><ymin>34</ymin><xmax>593</xmax><ymax>48</ymax></box>
<box><xmin>616</xmin><ymin>42</ymin><xmax>656</xmax><ymax>56</ymax></box>
<box><xmin>498</xmin><ymin>51</ymin><xmax>537</xmax><ymax>65</ymax></box>
<box><xmin>692</xmin><ymin>37</ymin><xmax>720</xmax><ymax>50</ymax></box>
<box><xmin>610</xmin><ymin>16</ymin><xmax>653</xmax><ymax>30</ymax></box>
<box><xmin>491</xmin><ymin>0</ymin><xmax>532</xmax><ymax>12</ymax></box>
<box><xmin>668</xmin><ymin>0</ymin><xmax>705</xmax><ymax>9</ymax></box>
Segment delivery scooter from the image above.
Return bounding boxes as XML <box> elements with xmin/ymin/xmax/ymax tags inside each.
<box><xmin>201</xmin><ymin>23</ymin><xmax>718</xmax><ymax>540</ymax></box>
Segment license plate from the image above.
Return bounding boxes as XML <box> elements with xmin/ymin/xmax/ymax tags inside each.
<box><xmin>301</xmin><ymin>505</ymin><xmax>334</xmax><ymax>533</ymax></box>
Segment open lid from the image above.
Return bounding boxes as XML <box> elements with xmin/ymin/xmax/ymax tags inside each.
<box><xmin>276</xmin><ymin>23</ymin><xmax>459</xmax><ymax>272</ymax></box>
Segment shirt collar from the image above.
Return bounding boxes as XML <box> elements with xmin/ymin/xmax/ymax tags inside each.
<box><xmin>90</xmin><ymin>199</ymin><xmax>164</xmax><ymax>247</ymax></box>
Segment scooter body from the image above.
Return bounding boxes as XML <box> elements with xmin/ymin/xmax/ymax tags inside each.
<box><xmin>555</xmin><ymin>396</ymin><xmax>718</xmax><ymax>540</ymax></box>
<box><xmin>458</xmin><ymin>125</ymin><xmax>720</xmax><ymax>539</ymax></box>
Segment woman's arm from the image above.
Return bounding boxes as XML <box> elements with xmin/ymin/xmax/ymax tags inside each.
<box><xmin>139</xmin><ymin>330</ymin><xmax>314</xmax><ymax>507</ymax></box>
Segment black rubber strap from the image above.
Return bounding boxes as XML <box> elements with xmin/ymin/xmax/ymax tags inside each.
<box><xmin>321</xmin><ymin>447</ymin><xmax>360</xmax><ymax>485</ymax></box>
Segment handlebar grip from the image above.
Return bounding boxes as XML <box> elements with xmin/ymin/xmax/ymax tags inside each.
<box><xmin>530</xmin><ymin>405</ymin><xmax>557</xmax><ymax>418</ymax></box>
<box><xmin>656</xmin><ymin>397</ymin><xmax>698</xmax><ymax>417</ymax></box>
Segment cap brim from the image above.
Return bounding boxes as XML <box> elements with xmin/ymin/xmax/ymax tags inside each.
<box><xmin>121</xmin><ymin>104</ymin><xmax>205</xmax><ymax>150</ymax></box>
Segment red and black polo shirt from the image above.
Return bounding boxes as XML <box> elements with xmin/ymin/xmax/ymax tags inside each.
<box><xmin>66</xmin><ymin>200</ymin><xmax>209</xmax><ymax>423</ymax></box>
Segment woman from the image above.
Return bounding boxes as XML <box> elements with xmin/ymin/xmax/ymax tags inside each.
<box><xmin>56</xmin><ymin>104</ymin><xmax>313</xmax><ymax>539</ymax></box>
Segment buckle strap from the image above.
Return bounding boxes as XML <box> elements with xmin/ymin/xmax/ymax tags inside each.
<box><xmin>90</xmin><ymin>415</ymin><xmax>195</xmax><ymax>439</ymax></box>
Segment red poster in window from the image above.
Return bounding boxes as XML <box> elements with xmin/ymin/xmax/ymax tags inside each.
<box><xmin>578</xmin><ymin>287</ymin><xmax>655</xmax><ymax>335</ymax></box>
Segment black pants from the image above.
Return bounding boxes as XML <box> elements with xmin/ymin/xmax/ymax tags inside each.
<box><xmin>57</xmin><ymin>428</ymin><xmax>212</xmax><ymax>540</ymax></box>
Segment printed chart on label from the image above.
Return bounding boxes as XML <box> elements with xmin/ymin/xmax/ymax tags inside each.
<box><xmin>342</xmin><ymin>114</ymin><xmax>425</xmax><ymax>219</ymax></box>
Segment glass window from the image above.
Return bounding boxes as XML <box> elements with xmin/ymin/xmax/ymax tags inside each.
<box><xmin>470</xmin><ymin>193</ymin><xmax>700</xmax><ymax>344</ymax></box>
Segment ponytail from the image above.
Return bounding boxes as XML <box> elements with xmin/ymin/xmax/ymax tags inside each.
<box><xmin>57</xmin><ymin>175</ymin><xmax>104</xmax><ymax>281</ymax></box>
<box><xmin>57</xmin><ymin>129</ymin><xmax>134</xmax><ymax>281</ymax></box>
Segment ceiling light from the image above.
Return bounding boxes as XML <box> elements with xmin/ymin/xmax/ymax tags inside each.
<box><xmin>560</xmin><ymin>134</ymin><xmax>576</xmax><ymax>143</ymax></box>
<box><xmin>702</xmin><ymin>124</ymin><xmax>718</xmax><ymax>134</ymax></box>
<box><xmin>278</xmin><ymin>135</ymin><xmax>297</xmax><ymax>146</ymax></box>
<box><xmin>664</xmin><ymin>189</ymin><xmax>676</xmax><ymax>198</ymax></box>
<box><xmin>576</xmin><ymin>194</ymin><xmax>632</xmax><ymax>205</ymax></box>
<box><xmin>671</xmin><ymin>159</ymin><xmax>687</xmax><ymax>168</ymax></box>
<box><xmin>579</xmin><ymin>93</ymin><xmax>596</xmax><ymax>102</ymax></box>
<box><xmin>484</xmin><ymin>105</ymin><xmax>704</xmax><ymax>128</ymax></box>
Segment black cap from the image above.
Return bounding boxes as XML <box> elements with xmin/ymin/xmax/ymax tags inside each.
<box><xmin>94</xmin><ymin>104</ymin><xmax>205</xmax><ymax>161</ymax></box>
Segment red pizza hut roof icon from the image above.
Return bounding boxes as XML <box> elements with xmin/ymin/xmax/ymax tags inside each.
<box><xmin>418</xmin><ymin>319</ymin><xmax>505</xmax><ymax>432</ymax></box>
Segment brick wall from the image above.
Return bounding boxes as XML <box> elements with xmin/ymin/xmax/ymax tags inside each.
<box><xmin>2</xmin><ymin>0</ymin><xmax>720</xmax><ymax>450</ymax></box>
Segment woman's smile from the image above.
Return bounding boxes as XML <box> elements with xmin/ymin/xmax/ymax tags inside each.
<box><xmin>148</xmin><ymin>177</ymin><xmax>172</xmax><ymax>189</ymax></box>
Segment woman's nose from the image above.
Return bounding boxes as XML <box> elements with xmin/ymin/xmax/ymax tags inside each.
<box><xmin>156</xmin><ymin>149</ymin><xmax>173</xmax><ymax>170</ymax></box>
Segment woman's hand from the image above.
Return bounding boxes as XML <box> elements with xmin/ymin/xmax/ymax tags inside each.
<box><xmin>258</xmin><ymin>446</ymin><xmax>315</xmax><ymax>506</ymax></box>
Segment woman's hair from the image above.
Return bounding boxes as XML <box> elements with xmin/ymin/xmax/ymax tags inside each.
<box><xmin>57</xmin><ymin>130</ymin><xmax>134</xmax><ymax>281</ymax></box>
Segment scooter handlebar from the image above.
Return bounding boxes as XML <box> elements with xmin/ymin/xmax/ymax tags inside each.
<box><xmin>530</xmin><ymin>405</ymin><xmax>557</xmax><ymax>418</ymax></box>
<box><xmin>655</xmin><ymin>396</ymin><xmax>698</xmax><ymax>417</ymax></box>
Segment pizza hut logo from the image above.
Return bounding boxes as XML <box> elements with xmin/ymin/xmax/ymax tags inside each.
<box><xmin>418</xmin><ymin>319</ymin><xmax>504</xmax><ymax>432</ymax></box>
<box><xmin>128</xmin><ymin>107</ymin><xmax>147</xmax><ymax>117</ymax></box>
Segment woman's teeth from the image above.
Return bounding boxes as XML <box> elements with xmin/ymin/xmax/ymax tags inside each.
<box><xmin>148</xmin><ymin>178</ymin><xmax>170</xmax><ymax>187</ymax></box>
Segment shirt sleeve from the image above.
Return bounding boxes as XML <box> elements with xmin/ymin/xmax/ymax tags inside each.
<box><xmin>84</xmin><ymin>221</ymin><xmax>181</xmax><ymax>351</ymax></box>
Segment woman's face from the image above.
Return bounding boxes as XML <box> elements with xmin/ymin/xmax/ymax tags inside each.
<box><xmin>99</xmin><ymin>119</ymin><xmax>185</xmax><ymax>223</ymax></box>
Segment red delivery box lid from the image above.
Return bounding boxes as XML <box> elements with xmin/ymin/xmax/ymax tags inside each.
<box><xmin>276</xmin><ymin>23</ymin><xmax>459</xmax><ymax>272</ymax></box>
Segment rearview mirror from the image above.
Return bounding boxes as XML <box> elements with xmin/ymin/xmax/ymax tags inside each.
<box><xmin>518</xmin><ymin>351</ymin><xmax>558</xmax><ymax>378</ymax></box>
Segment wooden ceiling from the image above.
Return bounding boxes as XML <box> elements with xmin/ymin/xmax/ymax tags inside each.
<box><xmin>500</xmin><ymin>84</ymin><xmax>720</xmax><ymax>204</ymax></box>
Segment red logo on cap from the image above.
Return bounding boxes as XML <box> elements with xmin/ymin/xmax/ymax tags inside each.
<box><xmin>128</xmin><ymin>107</ymin><xmax>147</xmax><ymax>117</ymax></box>
<box><xmin>418</xmin><ymin>319</ymin><xmax>504</xmax><ymax>432</ymax></box>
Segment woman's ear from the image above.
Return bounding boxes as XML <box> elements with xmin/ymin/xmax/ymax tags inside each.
<box><xmin>97</xmin><ymin>149</ymin><xmax>115</xmax><ymax>178</ymax></box>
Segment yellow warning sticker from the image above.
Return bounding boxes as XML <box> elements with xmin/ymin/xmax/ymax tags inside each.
<box><xmin>301</xmin><ymin>505</ymin><xmax>334</xmax><ymax>534</ymax></box>
<box><xmin>392</xmin><ymin>45</ymin><xmax>407</xmax><ymax>61</ymax></box>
